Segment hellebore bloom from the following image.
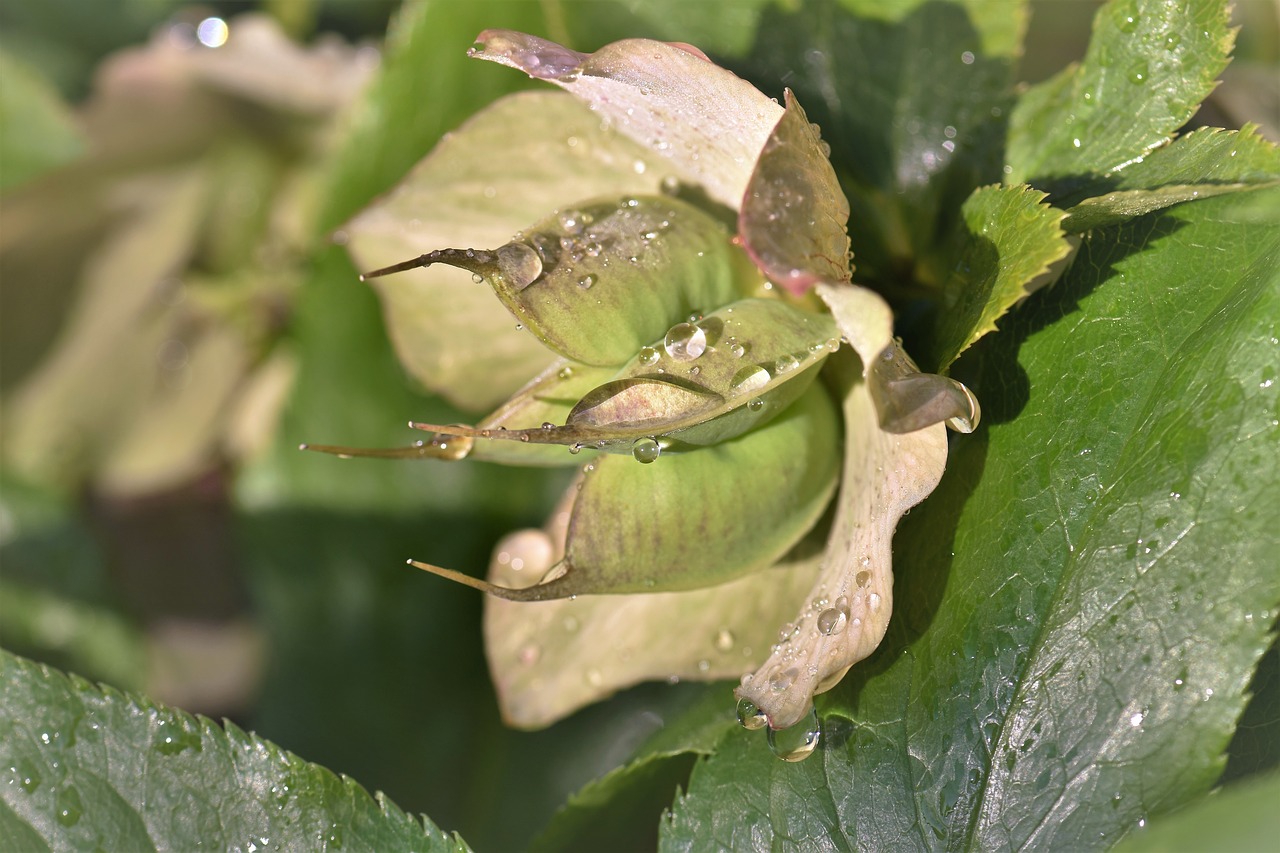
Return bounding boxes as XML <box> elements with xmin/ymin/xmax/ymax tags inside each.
<box><xmin>323</xmin><ymin>31</ymin><xmax>978</xmax><ymax>752</ymax></box>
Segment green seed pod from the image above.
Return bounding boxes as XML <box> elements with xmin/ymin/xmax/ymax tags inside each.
<box><xmin>407</xmin><ymin>297</ymin><xmax>839</xmax><ymax>456</ymax></box>
<box><xmin>412</xmin><ymin>381</ymin><xmax>840</xmax><ymax>600</ymax></box>
<box><xmin>362</xmin><ymin>195</ymin><xmax>758</xmax><ymax>366</ymax></box>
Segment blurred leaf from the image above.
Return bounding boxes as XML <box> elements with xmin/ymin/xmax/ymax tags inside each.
<box><xmin>930</xmin><ymin>184</ymin><xmax>1070</xmax><ymax>371</ymax></box>
<box><xmin>1006</xmin><ymin>0</ymin><xmax>1234</xmax><ymax>196</ymax></box>
<box><xmin>560</xmin><ymin>0</ymin><xmax>773</xmax><ymax>56</ymax></box>
<box><xmin>0</xmin><ymin>649</ymin><xmax>469</xmax><ymax>851</ymax></box>
<box><xmin>317</xmin><ymin>0</ymin><xmax>547</xmax><ymax>235</ymax></box>
<box><xmin>735</xmin><ymin>0</ymin><xmax>1020</xmax><ymax>286</ymax></box>
<box><xmin>1061</xmin><ymin>124</ymin><xmax>1280</xmax><ymax>231</ymax></box>
<box><xmin>1112</xmin><ymin>772</ymin><xmax>1280</xmax><ymax>853</ymax></box>
<box><xmin>661</xmin><ymin>189</ymin><xmax>1280</xmax><ymax>849</ymax></box>
<box><xmin>0</xmin><ymin>48</ymin><xmax>83</xmax><ymax>192</ymax></box>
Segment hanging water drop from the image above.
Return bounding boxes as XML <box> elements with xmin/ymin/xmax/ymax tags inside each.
<box><xmin>632</xmin><ymin>437</ymin><xmax>662</xmax><ymax>464</ymax></box>
<box><xmin>737</xmin><ymin>698</ymin><xmax>768</xmax><ymax>730</ymax></box>
<box><xmin>767</xmin><ymin>705</ymin><xmax>821</xmax><ymax>762</ymax></box>
<box><xmin>663</xmin><ymin>322</ymin><xmax>707</xmax><ymax>361</ymax></box>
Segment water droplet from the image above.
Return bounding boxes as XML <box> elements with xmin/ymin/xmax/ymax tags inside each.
<box><xmin>55</xmin><ymin>786</ymin><xmax>83</xmax><ymax>826</ymax></box>
<box><xmin>1129</xmin><ymin>711</ymin><xmax>1145</xmax><ymax>727</ymax></box>
<box><xmin>868</xmin><ymin>592</ymin><xmax>883</xmax><ymax>613</ymax></box>
<box><xmin>770</xmin><ymin>667</ymin><xmax>799</xmax><ymax>692</ymax></box>
<box><xmin>585</xmin><ymin>668</ymin><xmax>604</xmax><ymax>686</ymax></box>
<box><xmin>1072</xmin><ymin>138</ymin><xmax>1082</xmax><ymax>149</ymax></box>
<box><xmin>1115</xmin><ymin>3</ymin><xmax>1140</xmax><ymax>32</ymax></box>
<box><xmin>558</xmin><ymin>366</ymin><xmax>575</xmax><ymax>380</ymax></box>
<box><xmin>632</xmin><ymin>437</ymin><xmax>661</xmax><ymax>464</ymax></box>
<box><xmin>855</xmin><ymin>570</ymin><xmax>872</xmax><ymax>588</ymax></box>
<box><xmin>577</xmin><ymin>274</ymin><xmax>597</xmax><ymax>289</ymax></box>
<box><xmin>714</xmin><ymin>629</ymin><xmax>735</xmax><ymax>652</ymax></box>
<box><xmin>727</xmin><ymin>338</ymin><xmax>746</xmax><ymax>358</ymax></box>
<box><xmin>196</xmin><ymin>16</ymin><xmax>229</xmax><ymax>47</ymax></box>
<box><xmin>1164</xmin><ymin>32</ymin><xmax>1181</xmax><ymax>50</ymax></box>
<box><xmin>638</xmin><ymin>346</ymin><xmax>660</xmax><ymax>366</ymax></box>
<box><xmin>541</xmin><ymin>421</ymin><xmax>555</xmax><ymax>430</ymax></box>
<box><xmin>497</xmin><ymin>242</ymin><xmax>543</xmax><ymax>289</ymax></box>
<box><xmin>663</xmin><ymin>322</ymin><xmax>707</xmax><ymax>361</ymax></box>
<box><xmin>1127</xmin><ymin>61</ymin><xmax>1148</xmax><ymax>84</ymax></box>
<box><xmin>747</xmin><ymin>398</ymin><xmax>765</xmax><ymax>412</ymax></box>
<box><xmin>730</xmin><ymin>365</ymin><xmax>770</xmax><ymax>396</ymax></box>
<box><xmin>816</xmin><ymin>607</ymin><xmax>848</xmax><ymax>635</ymax></box>
<box><xmin>470</xmin><ymin>272</ymin><xmax>484</xmax><ymax>284</ymax></box>
<box><xmin>568</xmin><ymin>443</ymin><xmax>582</xmax><ymax>455</ymax></box>
<box><xmin>737</xmin><ymin>698</ymin><xmax>768</xmax><ymax>730</ymax></box>
<box><xmin>14</xmin><ymin>759</ymin><xmax>40</xmax><ymax>793</ymax></box>
<box><xmin>960</xmin><ymin>50</ymin><xmax>975</xmax><ymax>65</ymax></box>
<box><xmin>767</xmin><ymin>705</ymin><xmax>821</xmax><ymax>762</ymax></box>
<box><xmin>774</xmin><ymin>354</ymin><xmax>800</xmax><ymax>374</ymax></box>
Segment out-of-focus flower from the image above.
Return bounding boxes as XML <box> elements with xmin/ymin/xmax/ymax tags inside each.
<box><xmin>336</xmin><ymin>30</ymin><xmax>978</xmax><ymax>748</ymax></box>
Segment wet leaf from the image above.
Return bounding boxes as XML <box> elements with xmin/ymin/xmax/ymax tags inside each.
<box><xmin>662</xmin><ymin>189</ymin><xmax>1280</xmax><ymax>850</ymax></box>
<box><xmin>469</xmin><ymin>29</ymin><xmax>784</xmax><ymax>210</ymax></box>
<box><xmin>1112</xmin><ymin>771</ymin><xmax>1280</xmax><ymax>853</ymax></box>
<box><xmin>738</xmin><ymin>90</ymin><xmax>852</xmax><ymax>295</ymax></box>
<box><xmin>0</xmin><ymin>649</ymin><xmax>469</xmax><ymax>851</ymax></box>
<box><xmin>1006</xmin><ymin>0</ymin><xmax>1234</xmax><ymax>197</ymax></box>
<box><xmin>484</xmin><ymin>512</ymin><xmax>824</xmax><ymax>727</ymax></box>
<box><xmin>1061</xmin><ymin>124</ymin><xmax>1280</xmax><ymax>231</ymax></box>
<box><xmin>345</xmin><ymin>91</ymin><xmax>664</xmax><ymax>410</ymax></box>
<box><xmin>414</xmin><ymin>382</ymin><xmax>839</xmax><ymax>601</ymax></box>
<box><xmin>930</xmin><ymin>184</ymin><xmax>1071</xmax><ymax>371</ymax></box>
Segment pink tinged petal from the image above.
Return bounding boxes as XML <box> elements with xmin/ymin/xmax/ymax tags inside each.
<box><xmin>470</xmin><ymin>29</ymin><xmax>784</xmax><ymax>210</ymax></box>
<box><xmin>739</xmin><ymin>90</ymin><xmax>853</xmax><ymax>295</ymax></box>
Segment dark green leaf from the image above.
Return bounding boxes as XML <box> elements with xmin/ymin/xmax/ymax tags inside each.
<box><xmin>930</xmin><ymin>184</ymin><xmax>1071</xmax><ymax>371</ymax></box>
<box><xmin>0</xmin><ymin>649</ymin><xmax>468</xmax><ymax>851</ymax></box>
<box><xmin>735</xmin><ymin>1</ymin><xmax>1020</xmax><ymax>285</ymax></box>
<box><xmin>1006</xmin><ymin>0</ymin><xmax>1234</xmax><ymax>197</ymax></box>
<box><xmin>662</xmin><ymin>189</ymin><xmax>1280</xmax><ymax>850</ymax></box>
<box><xmin>1061</xmin><ymin>124</ymin><xmax>1280</xmax><ymax>231</ymax></box>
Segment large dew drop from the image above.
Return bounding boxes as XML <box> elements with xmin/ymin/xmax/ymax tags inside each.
<box><xmin>497</xmin><ymin>242</ymin><xmax>544</xmax><ymax>290</ymax></box>
<box><xmin>631</xmin><ymin>437</ymin><xmax>662</xmax><ymax>464</ymax></box>
<box><xmin>767</xmin><ymin>705</ymin><xmax>821</xmax><ymax>762</ymax></box>
<box><xmin>730</xmin><ymin>365</ymin><xmax>770</xmax><ymax>396</ymax></box>
<box><xmin>663</xmin><ymin>322</ymin><xmax>707</xmax><ymax>361</ymax></box>
<box><xmin>737</xmin><ymin>698</ymin><xmax>768</xmax><ymax>730</ymax></box>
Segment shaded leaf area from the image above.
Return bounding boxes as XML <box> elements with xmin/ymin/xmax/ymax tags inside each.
<box><xmin>530</xmin><ymin>685</ymin><xmax>741</xmax><ymax>853</ymax></box>
<box><xmin>0</xmin><ymin>48</ymin><xmax>82</xmax><ymax>192</ymax></box>
<box><xmin>1062</xmin><ymin>125</ymin><xmax>1280</xmax><ymax>231</ymax></box>
<box><xmin>317</xmin><ymin>0</ymin><xmax>547</xmax><ymax>235</ymax></box>
<box><xmin>1112</xmin><ymin>770</ymin><xmax>1280</xmax><ymax>853</ymax></box>
<box><xmin>733</xmin><ymin>0</ymin><xmax>1017</xmax><ymax>288</ymax></box>
<box><xmin>0</xmin><ymin>650</ymin><xmax>468</xmax><ymax>852</ymax></box>
<box><xmin>1006</xmin><ymin>0</ymin><xmax>1233</xmax><ymax>197</ymax></box>
<box><xmin>929</xmin><ymin>184</ymin><xmax>1070</xmax><ymax>371</ymax></box>
<box><xmin>561</xmin><ymin>0</ymin><xmax>774</xmax><ymax>56</ymax></box>
<box><xmin>661</xmin><ymin>190</ymin><xmax>1280</xmax><ymax>851</ymax></box>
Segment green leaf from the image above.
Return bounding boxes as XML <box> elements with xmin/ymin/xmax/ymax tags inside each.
<box><xmin>0</xmin><ymin>649</ymin><xmax>469</xmax><ymax>851</ymax></box>
<box><xmin>344</xmin><ymin>91</ymin><xmax>663</xmax><ymax>411</ymax></box>
<box><xmin>1112</xmin><ymin>771</ymin><xmax>1280</xmax><ymax>852</ymax></box>
<box><xmin>1006</xmin><ymin>0</ymin><xmax>1234</xmax><ymax>196</ymax></box>
<box><xmin>662</xmin><ymin>189</ymin><xmax>1280</xmax><ymax>849</ymax></box>
<box><xmin>930</xmin><ymin>184</ymin><xmax>1071</xmax><ymax>371</ymax></box>
<box><xmin>1061</xmin><ymin>124</ymin><xmax>1280</xmax><ymax>231</ymax></box>
<box><xmin>735</xmin><ymin>1</ymin><xmax>1020</xmax><ymax>285</ymax></box>
<box><xmin>316</xmin><ymin>0</ymin><xmax>547</xmax><ymax>235</ymax></box>
<box><xmin>0</xmin><ymin>48</ymin><xmax>83</xmax><ymax>192</ymax></box>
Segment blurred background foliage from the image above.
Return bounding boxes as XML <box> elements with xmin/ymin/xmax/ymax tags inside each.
<box><xmin>1</xmin><ymin>1</ymin><xmax>1276</xmax><ymax>849</ymax></box>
